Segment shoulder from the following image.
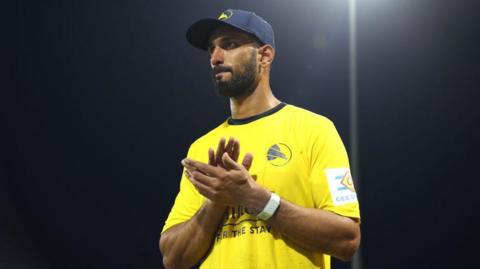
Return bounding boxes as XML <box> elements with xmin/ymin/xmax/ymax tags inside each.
<box><xmin>283</xmin><ymin>104</ymin><xmax>335</xmax><ymax>131</ymax></box>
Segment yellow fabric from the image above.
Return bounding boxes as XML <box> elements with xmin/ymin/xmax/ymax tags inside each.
<box><xmin>162</xmin><ymin>104</ymin><xmax>360</xmax><ymax>269</ymax></box>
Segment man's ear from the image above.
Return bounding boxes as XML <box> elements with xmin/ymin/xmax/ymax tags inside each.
<box><xmin>258</xmin><ymin>45</ymin><xmax>275</xmax><ymax>66</ymax></box>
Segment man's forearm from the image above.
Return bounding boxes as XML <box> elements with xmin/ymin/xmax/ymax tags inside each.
<box><xmin>160</xmin><ymin>201</ymin><xmax>227</xmax><ymax>269</ymax></box>
<box><xmin>267</xmin><ymin>198</ymin><xmax>360</xmax><ymax>261</ymax></box>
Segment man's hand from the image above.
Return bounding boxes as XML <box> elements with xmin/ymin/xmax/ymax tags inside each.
<box><xmin>208</xmin><ymin>137</ymin><xmax>239</xmax><ymax>167</ymax></box>
<box><xmin>182</xmin><ymin>152</ymin><xmax>254</xmax><ymax>204</ymax></box>
<box><xmin>207</xmin><ymin>137</ymin><xmax>254</xmax><ymax>170</ymax></box>
<box><xmin>182</xmin><ymin>138</ymin><xmax>269</xmax><ymax>213</ymax></box>
<box><xmin>160</xmin><ymin>137</ymin><xmax>247</xmax><ymax>269</ymax></box>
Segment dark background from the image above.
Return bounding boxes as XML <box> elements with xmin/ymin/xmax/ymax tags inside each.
<box><xmin>4</xmin><ymin>0</ymin><xmax>479</xmax><ymax>268</ymax></box>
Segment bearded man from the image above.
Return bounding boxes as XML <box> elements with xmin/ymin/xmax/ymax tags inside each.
<box><xmin>160</xmin><ymin>9</ymin><xmax>361</xmax><ymax>269</ymax></box>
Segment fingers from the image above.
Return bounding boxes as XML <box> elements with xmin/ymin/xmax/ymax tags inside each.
<box><xmin>187</xmin><ymin>170</ymin><xmax>217</xmax><ymax>189</ymax></box>
<box><xmin>181</xmin><ymin>159</ymin><xmax>197</xmax><ymax>173</ymax></box>
<box><xmin>232</xmin><ymin>139</ymin><xmax>240</xmax><ymax>162</ymax></box>
<box><xmin>197</xmin><ymin>137</ymin><xmax>251</xmax><ymax>172</ymax></box>
<box><xmin>184</xmin><ymin>170</ymin><xmax>215</xmax><ymax>198</ymax></box>
<box><xmin>222</xmin><ymin>152</ymin><xmax>241</xmax><ymax>170</ymax></box>
<box><xmin>212</xmin><ymin>137</ymin><xmax>239</xmax><ymax>166</ymax></box>
<box><xmin>225</xmin><ymin>137</ymin><xmax>234</xmax><ymax>157</ymax></box>
<box><xmin>208</xmin><ymin>148</ymin><xmax>215</xmax><ymax>166</ymax></box>
<box><xmin>182</xmin><ymin>158</ymin><xmax>218</xmax><ymax>176</ymax></box>
<box><xmin>215</xmin><ymin>137</ymin><xmax>226</xmax><ymax>167</ymax></box>
<box><xmin>241</xmin><ymin>153</ymin><xmax>254</xmax><ymax>171</ymax></box>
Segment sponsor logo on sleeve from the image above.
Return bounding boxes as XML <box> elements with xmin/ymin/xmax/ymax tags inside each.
<box><xmin>325</xmin><ymin>168</ymin><xmax>358</xmax><ymax>206</ymax></box>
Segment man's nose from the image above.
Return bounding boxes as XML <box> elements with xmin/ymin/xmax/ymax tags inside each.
<box><xmin>210</xmin><ymin>47</ymin><xmax>224</xmax><ymax>67</ymax></box>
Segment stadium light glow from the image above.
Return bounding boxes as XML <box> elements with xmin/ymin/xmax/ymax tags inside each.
<box><xmin>349</xmin><ymin>0</ymin><xmax>362</xmax><ymax>269</ymax></box>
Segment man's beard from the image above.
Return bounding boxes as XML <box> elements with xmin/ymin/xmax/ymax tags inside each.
<box><xmin>211</xmin><ymin>52</ymin><xmax>258</xmax><ymax>98</ymax></box>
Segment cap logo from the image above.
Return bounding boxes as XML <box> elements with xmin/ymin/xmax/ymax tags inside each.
<box><xmin>218</xmin><ymin>10</ymin><xmax>233</xmax><ymax>20</ymax></box>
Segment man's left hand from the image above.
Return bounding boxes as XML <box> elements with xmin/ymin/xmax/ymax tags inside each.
<box><xmin>182</xmin><ymin>153</ymin><xmax>270</xmax><ymax>213</ymax></box>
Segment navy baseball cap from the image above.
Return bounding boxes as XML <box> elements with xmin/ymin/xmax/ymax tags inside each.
<box><xmin>186</xmin><ymin>9</ymin><xmax>275</xmax><ymax>50</ymax></box>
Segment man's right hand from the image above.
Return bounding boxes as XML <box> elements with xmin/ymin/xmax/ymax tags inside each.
<box><xmin>160</xmin><ymin>137</ymin><xmax>254</xmax><ymax>269</ymax></box>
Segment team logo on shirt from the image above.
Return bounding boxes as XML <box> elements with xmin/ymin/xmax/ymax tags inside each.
<box><xmin>267</xmin><ymin>143</ymin><xmax>292</xmax><ymax>166</ymax></box>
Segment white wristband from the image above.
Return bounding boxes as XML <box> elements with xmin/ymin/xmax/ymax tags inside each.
<box><xmin>256</xmin><ymin>193</ymin><xmax>281</xmax><ymax>221</ymax></box>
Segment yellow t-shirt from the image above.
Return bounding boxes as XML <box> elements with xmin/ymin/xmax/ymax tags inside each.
<box><xmin>162</xmin><ymin>103</ymin><xmax>360</xmax><ymax>269</ymax></box>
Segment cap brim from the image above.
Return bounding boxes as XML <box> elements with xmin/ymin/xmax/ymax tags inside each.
<box><xmin>186</xmin><ymin>19</ymin><xmax>233</xmax><ymax>50</ymax></box>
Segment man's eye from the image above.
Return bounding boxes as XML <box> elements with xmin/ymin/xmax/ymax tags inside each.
<box><xmin>225</xmin><ymin>42</ymin><xmax>237</xmax><ymax>49</ymax></box>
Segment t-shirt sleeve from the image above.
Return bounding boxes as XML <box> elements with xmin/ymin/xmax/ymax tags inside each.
<box><xmin>161</xmin><ymin>144</ymin><xmax>206</xmax><ymax>234</ymax></box>
<box><xmin>309</xmin><ymin>120</ymin><xmax>360</xmax><ymax>220</ymax></box>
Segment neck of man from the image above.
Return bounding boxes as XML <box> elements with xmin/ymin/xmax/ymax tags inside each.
<box><xmin>229</xmin><ymin>76</ymin><xmax>281</xmax><ymax>120</ymax></box>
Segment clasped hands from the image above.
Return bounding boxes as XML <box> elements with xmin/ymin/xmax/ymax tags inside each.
<box><xmin>182</xmin><ymin>137</ymin><xmax>270</xmax><ymax>215</ymax></box>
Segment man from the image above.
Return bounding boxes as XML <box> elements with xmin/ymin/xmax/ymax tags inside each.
<box><xmin>159</xmin><ymin>9</ymin><xmax>361</xmax><ymax>269</ymax></box>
